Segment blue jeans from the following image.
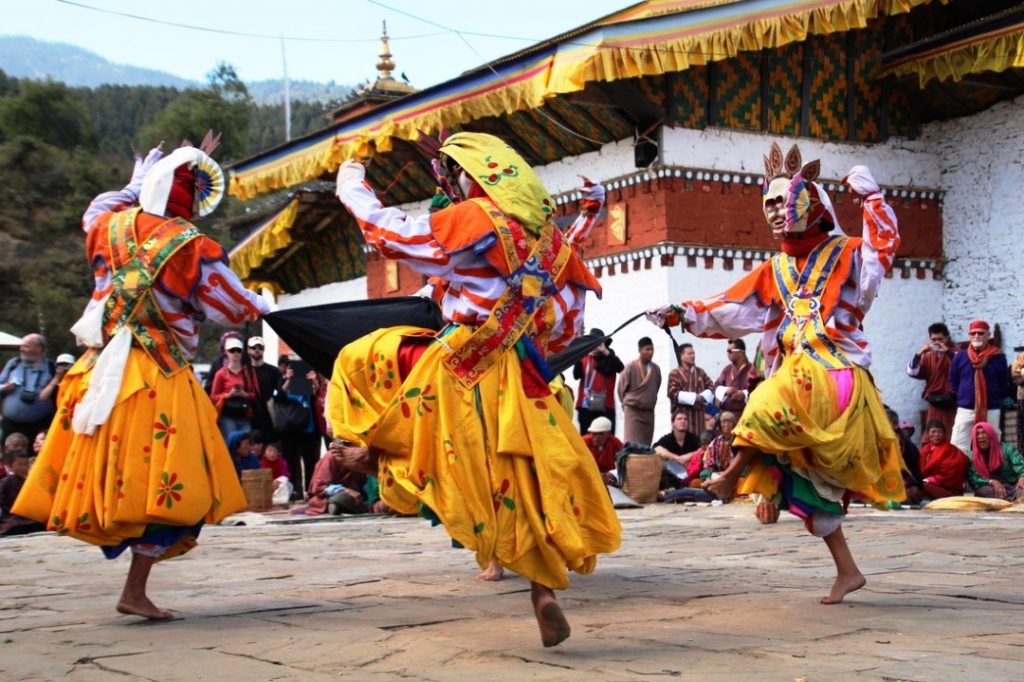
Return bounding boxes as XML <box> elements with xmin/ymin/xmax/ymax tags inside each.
<box><xmin>218</xmin><ymin>416</ymin><xmax>251</xmax><ymax>442</ymax></box>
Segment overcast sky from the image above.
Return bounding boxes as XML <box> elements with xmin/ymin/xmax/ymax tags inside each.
<box><xmin>2</xmin><ymin>0</ymin><xmax>631</xmax><ymax>86</ymax></box>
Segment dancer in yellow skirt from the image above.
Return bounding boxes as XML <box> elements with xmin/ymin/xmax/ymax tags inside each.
<box><xmin>14</xmin><ymin>138</ymin><xmax>268</xmax><ymax>619</ymax></box>
<box><xmin>648</xmin><ymin>143</ymin><xmax>905</xmax><ymax>605</ymax></box>
<box><xmin>329</xmin><ymin>132</ymin><xmax>621</xmax><ymax>647</ymax></box>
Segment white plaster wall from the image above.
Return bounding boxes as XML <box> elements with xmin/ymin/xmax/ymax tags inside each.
<box><xmin>578</xmin><ymin>258</ymin><xmax>944</xmax><ymax>440</ymax></box>
<box><xmin>661</xmin><ymin>127</ymin><xmax>942</xmax><ymax>189</ymax></box>
<box><xmin>919</xmin><ymin>95</ymin><xmax>1024</xmax><ymax>351</ymax></box>
<box><xmin>529</xmin><ymin>127</ymin><xmax>942</xmax><ymax>194</ymax></box>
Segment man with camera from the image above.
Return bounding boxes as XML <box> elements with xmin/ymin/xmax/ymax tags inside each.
<box><xmin>0</xmin><ymin>333</ymin><xmax>62</xmax><ymax>443</ymax></box>
<box><xmin>906</xmin><ymin>322</ymin><xmax>957</xmax><ymax>437</ymax></box>
<box><xmin>572</xmin><ymin>331</ymin><xmax>624</xmax><ymax>435</ymax></box>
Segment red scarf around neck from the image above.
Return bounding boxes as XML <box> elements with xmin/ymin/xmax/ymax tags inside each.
<box><xmin>967</xmin><ymin>343</ymin><xmax>1000</xmax><ymax>424</ymax></box>
<box><xmin>780</xmin><ymin>228</ymin><xmax>829</xmax><ymax>257</ymax></box>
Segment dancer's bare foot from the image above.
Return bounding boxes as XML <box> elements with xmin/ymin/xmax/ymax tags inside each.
<box><xmin>476</xmin><ymin>558</ymin><xmax>505</xmax><ymax>581</ymax></box>
<box><xmin>820</xmin><ymin>573</ymin><xmax>866</xmax><ymax>605</ymax></box>
<box><xmin>116</xmin><ymin>596</ymin><xmax>176</xmax><ymax>621</ymax></box>
<box><xmin>702</xmin><ymin>473</ymin><xmax>739</xmax><ymax>501</ymax></box>
<box><xmin>530</xmin><ymin>583</ymin><xmax>571</xmax><ymax>647</ymax></box>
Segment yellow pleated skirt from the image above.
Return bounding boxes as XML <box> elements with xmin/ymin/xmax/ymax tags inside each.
<box><xmin>735</xmin><ymin>353</ymin><xmax>906</xmax><ymax>506</ymax></box>
<box><xmin>13</xmin><ymin>348</ymin><xmax>247</xmax><ymax>559</ymax></box>
<box><xmin>328</xmin><ymin>325</ymin><xmax>621</xmax><ymax>590</ymax></box>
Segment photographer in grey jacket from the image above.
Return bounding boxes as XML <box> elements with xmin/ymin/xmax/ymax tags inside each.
<box><xmin>0</xmin><ymin>334</ymin><xmax>63</xmax><ymax>443</ymax></box>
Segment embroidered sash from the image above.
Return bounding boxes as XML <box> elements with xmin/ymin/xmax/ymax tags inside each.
<box><xmin>102</xmin><ymin>207</ymin><xmax>199</xmax><ymax>376</ymax></box>
<box><xmin>772</xmin><ymin>235</ymin><xmax>851</xmax><ymax>370</ymax></box>
<box><xmin>443</xmin><ymin>202</ymin><xmax>572</xmax><ymax>388</ymax></box>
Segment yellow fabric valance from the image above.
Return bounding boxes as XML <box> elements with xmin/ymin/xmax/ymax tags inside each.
<box><xmin>228</xmin><ymin>197</ymin><xmax>300</xmax><ymax>288</ymax></box>
<box><xmin>878</xmin><ymin>20</ymin><xmax>1024</xmax><ymax>86</ymax></box>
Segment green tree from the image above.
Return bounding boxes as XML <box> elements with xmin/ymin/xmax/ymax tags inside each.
<box><xmin>138</xmin><ymin>62</ymin><xmax>253</xmax><ymax>162</ymax></box>
<box><xmin>0</xmin><ymin>80</ymin><xmax>95</xmax><ymax>149</ymax></box>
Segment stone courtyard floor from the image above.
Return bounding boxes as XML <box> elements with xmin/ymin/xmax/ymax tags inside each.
<box><xmin>2</xmin><ymin>502</ymin><xmax>1023</xmax><ymax>681</ymax></box>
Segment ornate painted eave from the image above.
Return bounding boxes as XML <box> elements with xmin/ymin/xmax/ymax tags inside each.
<box><xmin>228</xmin><ymin>0</ymin><xmax>937</xmax><ymax>202</ymax></box>
<box><xmin>878</xmin><ymin>5</ymin><xmax>1024</xmax><ymax>86</ymax></box>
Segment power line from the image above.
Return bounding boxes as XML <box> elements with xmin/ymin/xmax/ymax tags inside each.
<box><xmin>54</xmin><ymin>0</ymin><xmax>447</xmax><ymax>43</ymax></box>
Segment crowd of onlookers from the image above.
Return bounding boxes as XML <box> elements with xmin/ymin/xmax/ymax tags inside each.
<box><xmin>573</xmin><ymin>319</ymin><xmax>1024</xmax><ymax>506</ymax></box>
<box><xmin>3</xmin><ymin>316</ymin><xmax>1023</xmax><ymax>536</ymax></box>
<box><xmin>0</xmin><ymin>331</ymin><xmax>387</xmax><ymax>528</ymax></box>
<box><xmin>200</xmin><ymin>330</ymin><xmax>385</xmax><ymax>516</ymax></box>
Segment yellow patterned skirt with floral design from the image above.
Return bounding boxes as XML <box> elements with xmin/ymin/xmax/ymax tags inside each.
<box><xmin>735</xmin><ymin>352</ymin><xmax>906</xmax><ymax>506</ymax></box>
<box><xmin>328</xmin><ymin>325</ymin><xmax>621</xmax><ymax>590</ymax></box>
<box><xmin>13</xmin><ymin>348</ymin><xmax>248</xmax><ymax>558</ymax></box>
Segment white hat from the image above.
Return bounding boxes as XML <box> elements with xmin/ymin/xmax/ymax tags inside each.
<box><xmin>56</xmin><ymin>353</ymin><xmax>75</xmax><ymax>365</ymax></box>
<box><xmin>247</xmin><ymin>336</ymin><xmax>265</xmax><ymax>348</ymax></box>
<box><xmin>588</xmin><ymin>416</ymin><xmax>613</xmax><ymax>433</ymax></box>
<box><xmin>224</xmin><ymin>338</ymin><xmax>244</xmax><ymax>351</ymax></box>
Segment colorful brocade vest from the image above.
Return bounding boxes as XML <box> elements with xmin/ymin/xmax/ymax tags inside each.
<box><xmin>442</xmin><ymin>199</ymin><xmax>575</xmax><ymax>388</ymax></box>
<box><xmin>100</xmin><ymin>207</ymin><xmax>199</xmax><ymax>376</ymax></box>
<box><xmin>771</xmin><ymin>235</ymin><xmax>852</xmax><ymax>370</ymax></box>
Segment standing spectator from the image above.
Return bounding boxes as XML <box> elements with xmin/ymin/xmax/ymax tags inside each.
<box><xmin>1011</xmin><ymin>348</ymin><xmax>1024</xmax><ymax>453</ymax></box>
<box><xmin>246</xmin><ymin>336</ymin><xmax>281</xmax><ymax>437</ymax></box>
<box><xmin>906</xmin><ymin>322</ymin><xmax>957</xmax><ymax>436</ymax></box>
<box><xmin>665</xmin><ymin>343</ymin><xmax>713</xmax><ymax>437</ymax></box>
<box><xmin>713</xmin><ymin>339</ymin><xmax>753</xmax><ymax>416</ymax></box>
<box><xmin>581</xmin><ymin>417</ymin><xmax>623</xmax><ymax>484</ymax></box>
<box><xmin>204</xmin><ymin>330</ymin><xmax>244</xmax><ymax>395</ymax></box>
<box><xmin>572</xmin><ymin>331</ymin><xmax>624</xmax><ymax>435</ymax></box>
<box><xmin>310</xmin><ymin>370</ymin><xmax>331</xmax><ymax>447</ymax></box>
<box><xmin>210</xmin><ymin>337</ymin><xmax>258</xmax><ymax>440</ymax></box>
<box><xmin>966</xmin><ymin>422</ymin><xmax>1024</xmax><ymax>500</ymax></box>
<box><xmin>0</xmin><ymin>333</ymin><xmax>62</xmax><ymax>443</ymax></box>
<box><xmin>616</xmin><ymin>337</ymin><xmax>662</xmax><ymax>445</ymax></box>
<box><xmin>905</xmin><ymin>420</ymin><xmax>967</xmax><ymax>503</ymax></box>
<box><xmin>949</xmin><ymin>320</ymin><xmax>1011</xmax><ymax>453</ymax></box>
<box><xmin>276</xmin><ymin>362</ymin><xmax>321</xmax><ymax>494</ymax></box>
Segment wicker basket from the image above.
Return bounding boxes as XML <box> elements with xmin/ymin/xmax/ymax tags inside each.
<box><xmin>621</xmin><ymin>453</ymin><xmax>663</xmax><ymax>504</ymax></box>
<box><xmin>240</xmin><ymin>468</ymin><xmax>273</xmax><ymax>511</ymax></box>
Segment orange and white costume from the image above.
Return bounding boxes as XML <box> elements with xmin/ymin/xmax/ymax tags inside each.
<box><xmin>328</xmin><ymin>133</ymin><xmax>621</xmax><ymax>590</ymax></box>
<box><xmin>15</xmin><ymin>147</ymin><xmax>268</xmax><ymax>559</ymax></box>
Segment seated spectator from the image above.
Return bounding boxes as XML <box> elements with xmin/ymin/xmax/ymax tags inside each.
<box><xmin>4</xmin><ymin>431</ymin><xmax>29</xmax><ymax>459</ymax></box>
<box><xmin>32</xmin><ymin>429</ymin><xmax>46</xmax><ymax>455</ymax></box>
<box><xmin>885</xmin><ymin>405</ymin><xmax>921</xmax><ymax>495</ymax></box>
<box><xmin>0</xmin><ymin>452</ymin><xmax>46</xmax><ymax>536</ymax></box>
<box><xmin>905</xmin><ymin>421</ymin><xmax>968</xmax><ymax>503</ymax></box>
<box><xmin>227</xmin><ymin>431</ymin><xmax>261</xmax><ymax>476</ymax></box>
<box><xmin>967</xmin><ymin>422</ymin><xmax>1024</xmax><ymax>501</ymax></box>
<box><xmin>307</xmin><ymin>442</ymin><xmax>370</xmax><ymax>515</ymax></box>
<box><xmin>260</xmin><ymin>442</ymin><xmax>294</xmax><ymax>506</ymax></box>
<box><xmin>660</xmin><ymin>429</ymin><xmax>715</xmax><ymax>503</ymax></box>
<box><xmin>261</xmin><ymin>441</ymin><xmax>291</xmax><ymax>480</ymax></box>
<box><xmin>581</xmin><ymin>417</ymin><xmax>623</xmax><ymax>485</ymax></box>
<box><xmin>654</xmin><ymin>410</ymin><xmax>702</xmax><ymax>494</ymax></box>
<box><xmin>697</xmin><ymin>411</ymin><xmax>739</xmax><ymax>481</ymax></box>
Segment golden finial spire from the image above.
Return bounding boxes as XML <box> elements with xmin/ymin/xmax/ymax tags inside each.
<box><xmin>377</xmin><ymin>20</ymin><xmax>395</xmax><ymax>80</ymax></box>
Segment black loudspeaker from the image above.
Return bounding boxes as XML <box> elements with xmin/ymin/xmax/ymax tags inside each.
<box><xmin>634</xmin><ymin>137</ymin><xmax>659</xmax><ymax>168</ymax></box>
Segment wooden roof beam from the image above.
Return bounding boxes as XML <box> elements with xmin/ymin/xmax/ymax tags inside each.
<box><xmin>591</xmin><ymin>80</ymin><xmax>663</xmax><ymax>132</ymax></box>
